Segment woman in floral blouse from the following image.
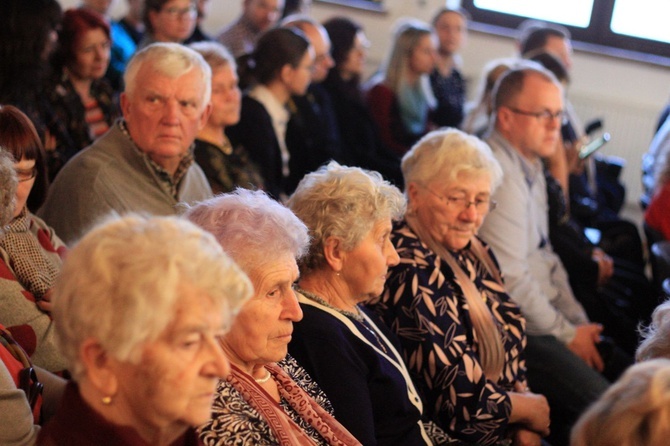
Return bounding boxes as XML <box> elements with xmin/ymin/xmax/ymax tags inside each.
<box><xmin>370</xmin><ymin>128</ymin><xmax>550</xmax><ymax>446</ymax></box>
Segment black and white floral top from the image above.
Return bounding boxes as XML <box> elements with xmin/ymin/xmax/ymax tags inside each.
<box><xmin>199</xmin><ymin>354</ymin><xmax>333</xmax><ymax>446</ymax></box>
<box><xmin>371</xmin><ymin>220</ymin><xmax>527</xmax><ymax>446</ymax></box>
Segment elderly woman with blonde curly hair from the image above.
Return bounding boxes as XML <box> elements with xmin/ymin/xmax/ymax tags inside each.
<box><xmin>186</xmin><ymin>189</ymin><xmax>360</xmax><ymax>446</ymax></box>
<box><xmin>287</xmin><ymin>162</ymin><xmax>449</xmax><ymax>445</ymax></box>
<box><xmin>37</xmin><ymin>215</ymin><xmax>251</xmax><ymax>445</ymax></box>
<box><xmin>369</xmin><ymin>128</ymin><xmax>550</xmax><ymax>446</ymax></box>
<box><xmin>571</xmin><ymin>358</ymin><xmax>670</xmax><ymax>446</ymax></box>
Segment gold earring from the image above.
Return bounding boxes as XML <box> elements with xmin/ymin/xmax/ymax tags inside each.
<box><xmin>101</xmin><ymin>395</ymin><xmax>112</xmax><ymax>405</ymax></box>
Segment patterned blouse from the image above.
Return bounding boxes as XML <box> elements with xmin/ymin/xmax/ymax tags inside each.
<box><xmin>47</xmin><ymin>72</ymin><xmax>119</xmax><ymax>180</ymax></box>
<box><xmin>199</xmin><ymin>355</ymin><xmax>334</xmax><ymax>446</ymax></box>
<box><xmin>371</xmin><ymin>220</ymin><xmax>527</xmax><ymax>446</ymax></box>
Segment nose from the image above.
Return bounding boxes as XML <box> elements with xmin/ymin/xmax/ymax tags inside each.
<box><xmin>460</xmin><ymin>202</ymin><xmax>478</xmax><ymax>221</ymax></box>
<box><xmin>162</xmin><ymin>99</ymin><xmax>181</xmax><ymax>123</ymax></box>
<box><xmin>325</xmin><ymin>54</ymin><xmax>335</xmax><ymax>70</ymax></box>
<box><xmin>203</xmin><ymin>334</ymin><xmax>231</xmax><ymax>378</ymax></box>
<box><xmin>386</xmin><ymin>242</ymin><xmax>400</xmax><ymax>267</ymax></box>
<box><xmin>282</xmin><ymin>288</ymin><xmax>303</xmax><ymax>322</ymax></box>
<box><xmin>95</xmin><ymin>45</ymin><xmax>107</xmax><ymax>61</ymax></box>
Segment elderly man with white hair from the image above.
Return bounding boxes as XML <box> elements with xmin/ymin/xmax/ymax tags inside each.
<box><xmin>39</xmin><ymin>43</ymin><xmax>213</xmax><ymax>245</ymax></box>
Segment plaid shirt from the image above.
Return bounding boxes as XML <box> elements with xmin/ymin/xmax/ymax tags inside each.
<box><xmin>119</xmin><ymin>120</ymin><xmax>195</xmax><ymax>200</ymax></box>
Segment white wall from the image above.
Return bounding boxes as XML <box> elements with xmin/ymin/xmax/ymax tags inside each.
<box><xmin>59</xmin><ymin>0</ymin><xmax>670</xmax><ymax>204</ymax></box>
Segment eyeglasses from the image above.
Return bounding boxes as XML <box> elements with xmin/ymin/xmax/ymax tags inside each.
<box><xmin>15</xmin><ymin>167</ymin><xmax>37</xmax><ymax>182</ymax></box>
<box><xmin>506</xmin><ymin>106</ymin><xmax>565</xmax><ymax>124</ymax></box>
<box><xmin>161</xmin><ymin>5</ymin><xmax>197</xmax><ymax>18</ymax></box>
<box><xmin>426</xmin><ymin>187</ymin><xmax>497</xmax><ymax>213</ymax></box>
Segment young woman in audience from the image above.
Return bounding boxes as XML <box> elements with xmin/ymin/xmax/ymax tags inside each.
<box><xmin>38</xmin><ymin>215</ymin><xmax>249</xmax><ymax>445</ymax></box>
<box><xmin>571</xmin><ymin>359</ymin><xmax>670</xmax><ymax>446</ymax></box>
<box><xmin>189</xmin><ymin>41</ymin><xmax>264</xmax><ymax>194</ymax></box>
<box><xmin>186</xmin><ymin>189</ymin><xmax>361</xmax><ymax>445</ymax></box>
<box><xmin>226</xmin><ymin>27</ymin><xmax>314</xmax><ymax>200</ymax></box>
<box><xmin>47</xmin><ymin>8</ymin><xmax>119</xmax><ymax>179</ymax></box>
<box><xmin>0</xmin><ymin>151</ymin><xmax>66</xmax><ymax>446</ymax></box>
<box><xmin>366</xmin><ymin>19</ymin><xmax>437</xmax><ymax>157</ymax></box>
<box><xmin>371</xmin><ymin>129</ymin><xmax>551</xmax><ymax>445</ymax></box>
<box><xmin>321</xmin><ymin>17</ymin><xmax>403</xmax><ymax>187</ymax></box>
<box><xmin>645</xmin><ymin>146</ymin><xmax>670</xmax><ymax>240</ymax></box>
<box><xmin>0</xmin><ymin>105</ymin><xmax>68</xmax><ymax>373</ymax></box>
<box><xmin>140</xmin><ymin>0</ymin><xmax>198</xmax><ymax>48</ymax></box>
<box><xmin>287</xmin><ymin>162</ymin><xmax>451</xmax><ymax>445</ymax></box>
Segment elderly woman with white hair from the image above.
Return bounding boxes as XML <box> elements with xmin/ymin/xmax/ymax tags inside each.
<box><xmin>571</xmin><ymin>358</ymin><xmax>670</xmax><ymax>446</ymax></box>
<box><xmin>37</xmin><ymin>215</ymin><xmax>250</xmax><ymax>445</ymax></box>
<box><xmin>188</xmin><ymin>41</ymin><xmax>264</xmax><ymax>195</ymax></box>
<box><xmin>370</xmin><ymin>129</ymin><xmax>550</xmax><ymax>446</ymax></box>
<box><xmin>287</xmin><ymin>162</ymin><xmax>449</xmax><ymax>445</ymax></box>
<box><xmin>186</xmin><ymin>189</ymin><xmax>360</xmax><ymax>446</ymax></box>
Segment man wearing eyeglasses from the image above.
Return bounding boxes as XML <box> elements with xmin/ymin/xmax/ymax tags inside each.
<box><xmin>478</xmin><ymin>65</ymin><xmax>625</xmax><ymax>446</ymax></box>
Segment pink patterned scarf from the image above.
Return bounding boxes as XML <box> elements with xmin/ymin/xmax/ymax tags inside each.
<box><xmin>228</xmin><ymin>363</ymin><xmax>361</xmax><ymax>446</ymax></box>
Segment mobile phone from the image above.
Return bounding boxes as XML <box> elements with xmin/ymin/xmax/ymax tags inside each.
<box><xmin>578</xmin><ymin>132</ymin><xmax>611</xmax><ymax>159</ymax></box>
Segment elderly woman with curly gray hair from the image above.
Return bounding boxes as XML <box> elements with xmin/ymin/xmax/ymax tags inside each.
<box><xmin>186</xmin><ymin>189</ymin><xmax>360</xmax><ymax>446</ymax></box>
<box><xmin>37</xmin><ymin>215</ymin><xmax>251</xmax><ymax>445</ymax></box>
<box><xmin>369</xmin><ymin>128</ymin><xmax>550</xmax><ymax>446</ymax></box>
<box><xmin>287</xmin><ymin>162</ymin><xmax>449</xmax><ymax>445</ymax></box>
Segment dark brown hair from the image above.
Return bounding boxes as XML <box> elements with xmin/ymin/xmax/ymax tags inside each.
<box><xmin>0</xmin><ymin>105</ymin><xmax>49</xmax><ymax>211</ymax></box>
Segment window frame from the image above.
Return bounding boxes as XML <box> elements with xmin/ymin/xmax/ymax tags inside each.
<box><xmin>461</xmin><ymin>0</ymin><xmax>670</xmax><ymax>67</ymax></box>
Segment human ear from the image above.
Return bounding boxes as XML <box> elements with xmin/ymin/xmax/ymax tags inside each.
<box><xmin>79</xmin><ymin>338</ymin><xmax>119</xmax><ymax>398</ymax></box>
<box><xmin>322</xmin><ymin>236</ymin><xmax>344</xmax><ymax>273</ymax></box>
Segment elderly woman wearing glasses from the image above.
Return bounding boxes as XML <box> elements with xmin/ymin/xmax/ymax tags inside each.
<box><xmin>370</xmin><ymin>128</ymin><xmax>550</xmax><ymax>446</ymax></box>
<box><xmin>0</xmin><ymin>105</ymin><xmax>68</xmax><ymax>373</ymax></box>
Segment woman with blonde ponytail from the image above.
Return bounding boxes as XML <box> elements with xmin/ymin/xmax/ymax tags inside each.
<box><xmin>370</xmin><ymin>128</ymin><xmax>550</xmax><ymax>446</ymax></box>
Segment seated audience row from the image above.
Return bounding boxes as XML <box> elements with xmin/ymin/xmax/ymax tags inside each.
<box><xmin>0</xmin><ymin>150</ymin><xmax>66</xmax><ymax>446</ymax></box>
<box><xmin>0</xmin><ymin>105</ymin><xmax>68</xmax><ymax>373</ymax></box>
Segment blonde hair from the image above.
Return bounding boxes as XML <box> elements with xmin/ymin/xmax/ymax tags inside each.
<box><xmin>53</xmin><ymin>215</ymin><xmax>251</xmax><ymax>380</ymax></box>
<box><xmin>287</xmin><ymin>161</ymin><xmax>405</xmax><ymax>274</ymax></box>
<box><xmin>571</xmin><ymin>359</ymin><xmax>670</xmax><ymax>446</ymax></box>
<box><xmin>376</xmin><ymin>18</ymin><xmax>436</xmax><ymax>108</ymax></box>
<box><xmin>188</xmin><ymin>40</ymin><xmax>237</xmax><ymax>72</ymax></box>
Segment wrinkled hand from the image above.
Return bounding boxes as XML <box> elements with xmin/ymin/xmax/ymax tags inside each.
<box><xmin>568</xmin><ymin>323</ymin><xmax>604</xmax><ymax>371</ymax></box>
<box><xmin>592</xmin><ymin>248</ymin><xmax>614</xmax><ymax>286</ymax></box>
<box><xmin>513</xmin><ymin>428</ymin><xmax>543</xmax><ymax>446</ymax></box>
<box><xmin>522</xmin><ymin>392</ymin><xmax>551</xmax><ymax>436</ymax></box>
<box><xmin>37</xmin><ymin>289</ymin><xmax>53</xmax><ymax>313</ymax></box>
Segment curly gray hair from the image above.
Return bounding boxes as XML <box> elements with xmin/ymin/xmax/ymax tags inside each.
<box><xmin>287</xmin><ymin>161</ymin><xmax>405</xmax><ymax>274</ymax></box>
<box><xmin>0</xmin><ymin>150</ymin><xmax>17</xmax><ymax>228</ymax></box>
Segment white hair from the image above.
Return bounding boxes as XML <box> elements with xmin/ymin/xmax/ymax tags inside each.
<box><xmin>53</xmin><ymin>214</ymin><xmax>252</xmax><ymax>380</ymax></box>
